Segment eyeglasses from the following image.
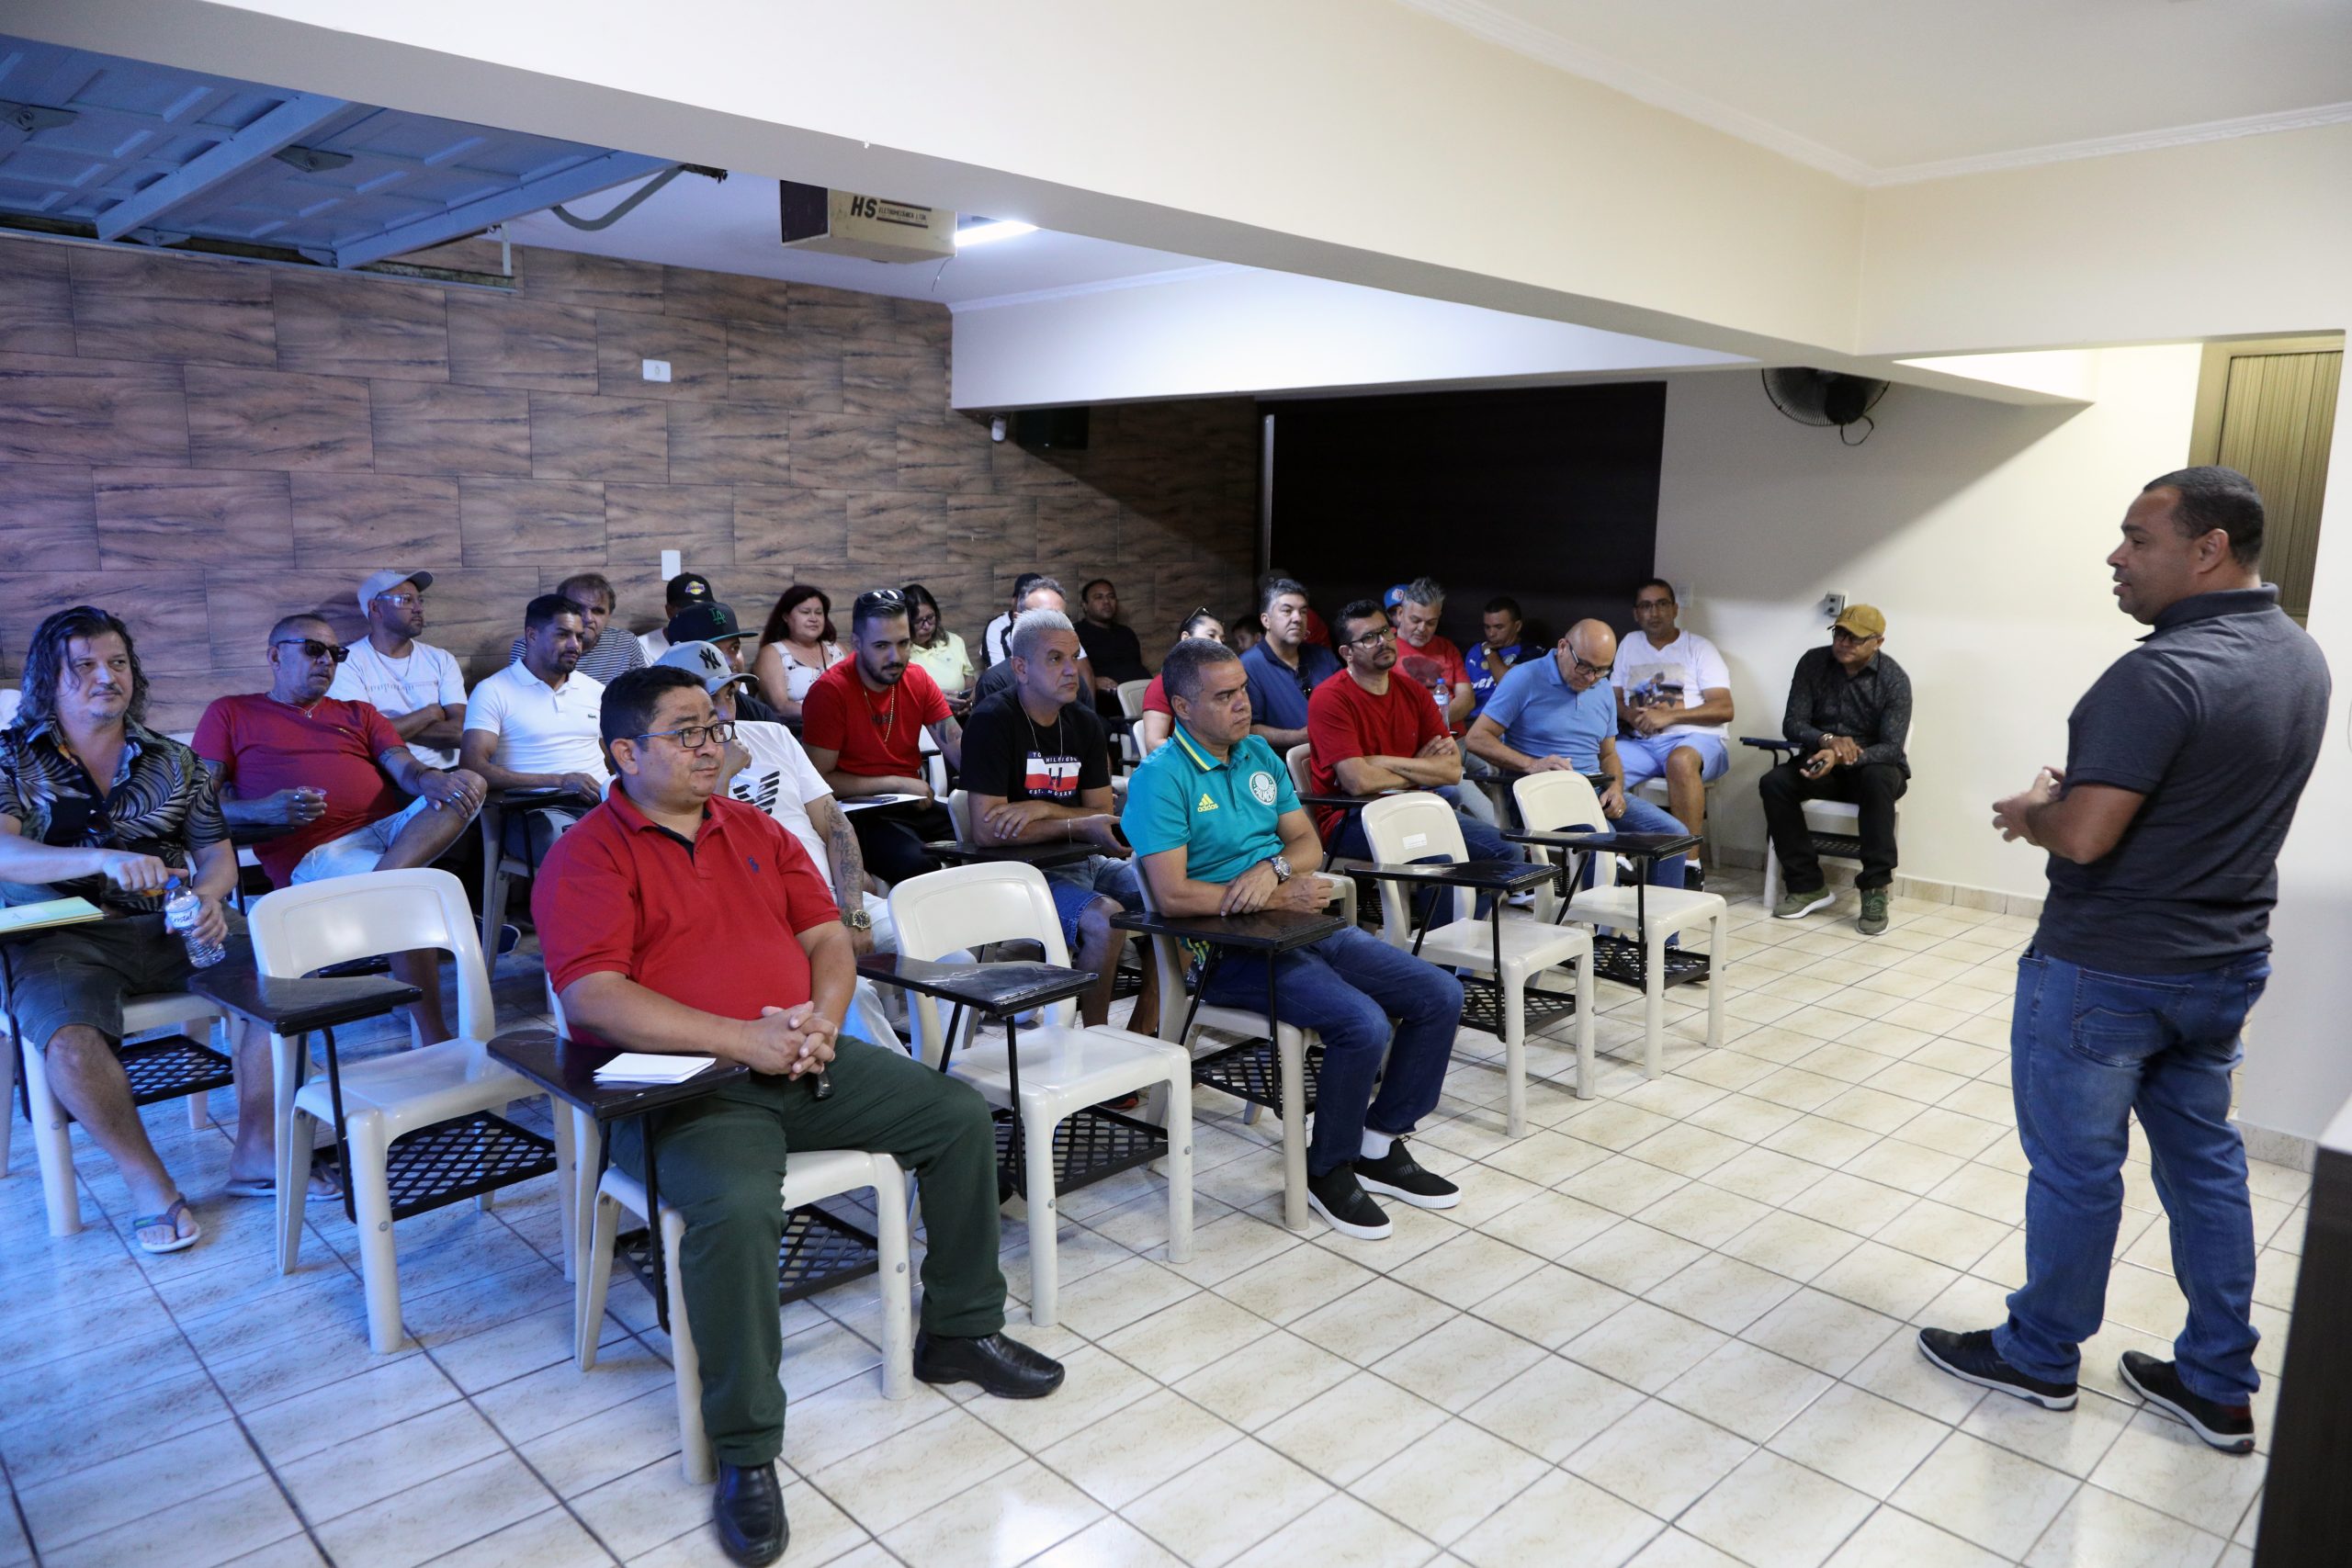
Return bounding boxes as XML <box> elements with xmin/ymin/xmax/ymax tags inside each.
<box><xmin>1343</xmin><ymin>626</ymin><xmax>1397</xmax><ymax>649</ymax></box>
<box><xmin>272</xmin><ymin>638</ymin><xmax>350</xmax><ymax>664</ymax></box>
<box><xmin>635</xmin><ymin>721</ymin><xmax>736</xmax><ymax>750</ymax></box>
<box><xmin>1570</xmin><ymin>655</ymin><xmax>1613</xmax><ymax>679</ymax></box>
<box><xmin>372</xmin><ymin>592</ymin><xmax>422</xmax><ymax>608</ymax></box>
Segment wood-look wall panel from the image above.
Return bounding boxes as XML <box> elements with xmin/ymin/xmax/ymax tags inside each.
<box><xmin>446</xmin><ymin>294</ymin><xmax>598</xmax><ymax>393</ymax></box>
<box><xmin>842</xmin><ymin>343</ymin><xmax>946</xmax><ymax>422</ymax></box>
<box><xmin>272</xmin><ymin>273</ymin><xmax>449</xmax><ymax>382</ymax></box>
<box><xmin>67</xmin><ymin>248</ymin><xmax>275</xmax><ymax>367</ymax></box>
<box><xmin>788</xmin><ymin>283</ymin><xmax>894</xmax><ymax>340</ymax></box>
<box><xmin>595</xmin><ymin>309</ymin><xmax>728</xmax><ymax>401</ymax></box>
<box><xmin>734</xmin><ymin>485</ymin><xmax>849</xmax><ymax>574</ymax></box>
<box><xmin>459</xmin><ymin>476</ymin><xmax>607</xmax><ymax>568</ymax></box>
<box><xmin>185</xmin><ymin>365</ymin><xmax>374</xmax><ymax>472</ymax></box>
<box><xmin>787</xmin><ymin>412</ymin><xmax>895</xmax><ymax>491</ymax></box>
<box><xmin>523</xmin><ymin>250</ymin><xmax>663</xmax><ymax>312</ymax></box>
<box><xmin>895</xmin><ymin>419</ymin><xmax>991</xmax><ymax>493</ymax></box>
<box><xmin>0</xmin><ymin>244</ymin><xmax>75</xmax><ymax>356</ymax></box>
<box><xmin>0</xmin><ymin>570</ymin><xmax>212</xmax><ymax>679</ymax></box>
<box><xmin>529</xmin><ymin>391</ymin><xmax>667</xmax><ymax>482</ymax></box>
<box><xmin>0</xmin><ymin>464</ymin><xmax>100</xmax><ymax>572</ymax></box>
<box><xmin>288</xmin><ymin>473</ymin><xmax>463</xmax><ymax>568</ymax></box>
<box><xmin>146</xmin><ymin>667</ymin><xmax>266</xmax><ymax>735</ymax></box>
<box><xmin>94</xmin><ymin>467</ymin><xmax>292</xmax><ymax>570</ymax></box>
<box><xmin>0</xmin><ymin>352</ymin><xmax>189</xmax><ymax>466</ymax></box>
<box><xmin>606</xmin><ymin>483</ymin><xmax>735</xmax><ymax>573</ymax></box>
<box><xmin>371</xmin><ymin>380</ymin><xmax>531</xmax><ymax>476</ymax></box>
<box><xmin>205</xmin><ymin>570</ymin><xmax>371</xmax><ymax>669</ymax></box>
<box><xmin>662</xmin><ymin>266</ymin><xmax>790</xmax><ymax>329</ymax></box>
<box><xmin>1037</xmin><ymin>495</ymin><xmax>1123</xmax><ymax>564</ymax></box>
<box><xmin>666</xmin><ymin>401</ymin><xmax>790</xmax><ymax>486</ymax></box>
<box><xmin>727</xmin><ymin>323</ymin><xmax>843</xmax><ymax>412</ymax></box>
<box><xmin>387</xmin><ymin>568</ymin><xmax>546</xmax><ymax>673</ymax></box>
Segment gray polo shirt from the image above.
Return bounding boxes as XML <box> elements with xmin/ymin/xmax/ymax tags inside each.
<box><xmin>2036</xmin><ymin>586</ymin><xmax>2328</xmax><ymax>975</ymax></box>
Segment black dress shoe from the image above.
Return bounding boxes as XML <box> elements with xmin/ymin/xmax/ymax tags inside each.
<box><xmin>913</xmin><ymin>1330</ymin><xmax>1066</xmax><ymax>1398</ymax></box>
<box><xmin>713</xmin><ymin>1461</ymin><xmax>787</xmax><ymax>1566</ymax></box>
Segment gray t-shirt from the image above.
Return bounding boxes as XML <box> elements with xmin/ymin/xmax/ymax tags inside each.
<box><xmin>2035</xmin><ymin>587</ymin><xmax>2328</xmax><ymax>975</ymax></box>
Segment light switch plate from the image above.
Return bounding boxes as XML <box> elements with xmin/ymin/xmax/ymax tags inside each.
<box><xmin>642</xmin><ymin>358</ymin><xmax>672</xmax><ymax>383</ymax></box>
<box><xmin>661</xmin><ymin>549</ymin><xmax>682</xmax><ymax>579</ymax></box>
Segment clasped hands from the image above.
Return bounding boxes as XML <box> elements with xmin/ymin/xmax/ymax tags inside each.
<box><xmin>744</xmin><ymin>1001</ymin><xmax>838</xmax><ymax>1079</ymax></box>
<box><xmin>1992</xmin><ymin>766</ymin><xmax>2064</xmax><ymax>844</ymax></box>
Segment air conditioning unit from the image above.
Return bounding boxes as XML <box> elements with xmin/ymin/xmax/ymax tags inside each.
<box><xmin>778</xmin><ymin>180</ymin><xmax>953</xmax><ymax>263</ymax></box>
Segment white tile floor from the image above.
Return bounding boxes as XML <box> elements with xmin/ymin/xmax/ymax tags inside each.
<box><xmin>0</xmin><ymin>874</ymin><xmax>2302</xmax><ymax>1568</ymax></box>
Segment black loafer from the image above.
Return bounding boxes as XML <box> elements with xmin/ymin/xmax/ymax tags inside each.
<box><xmin>913</xmin><ymin>1330</ymin><xmax>1066</xmax><ymax>1398</ymax></box>
<box><xmin>714</xmin><ymin>1460</ymin><xmax>787</xmax><ymax>1566</ymax></box>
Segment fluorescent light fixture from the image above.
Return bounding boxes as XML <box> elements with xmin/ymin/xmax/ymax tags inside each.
<box><xmin>956</xmin><ymin>219</ymin><xmax>1037</xmax><ymax>247</ymax></box>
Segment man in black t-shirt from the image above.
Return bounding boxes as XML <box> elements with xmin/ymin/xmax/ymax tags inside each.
<box><xmin>1077</xmin><ymin>579</ymin><xmax>1151</xmax><ymax>719</ymax></box>
<box><xmin>960</xmin><ymin>609</ymin><xmax>1157</xmax><ymax>1032</ymax></box>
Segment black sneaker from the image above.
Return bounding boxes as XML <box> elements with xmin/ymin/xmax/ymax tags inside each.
<box><xmin>1917</xmin><ymin>1327</ymin><xmax>2077</xmax><ymax>1410</ymax></box>
<box><xmin>1683</xmin><ymin>863</ymin><xmax>1706</xmax><ymax>892</ymax></box>
<box><xmin>2119</xmin><ymin>1350</ymin><xmax>2256</xmax><ymax>1454</ymax></box>
<box><xmin>1353</xmin><ymin>1140</ymin><xmax>1460</xmax><ymax>1210</ymax></box>
<box><xmin>1306</xmin><ymin>1165</ymin><xmax>1392</xmax><ymax>1240</ymax></box>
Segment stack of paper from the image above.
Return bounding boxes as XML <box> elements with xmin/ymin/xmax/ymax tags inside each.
<box><xmin>0</xmin><ymin>897</ymin><xmax>105</xmax><ymax>936</ymax></box>
<box><xmin>593</xmin><ymin>1053</ymin><xmax>717</xmax><ymax>1085</ymax></box>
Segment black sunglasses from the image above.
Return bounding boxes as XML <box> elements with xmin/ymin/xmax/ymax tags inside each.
<box><xmin>272</xmin><ymin>638</ymin><xmax>350</xmax><ymax>664</ymax></box>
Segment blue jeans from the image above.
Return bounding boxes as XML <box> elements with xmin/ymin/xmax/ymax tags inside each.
<box><xmin>1993</xmin><ymin>948</ymin><xmax>2270</xmax><ymax>1404</ymax></box>
<box><xmin>1199</xmin><ymin>925</ymin><xmax>1464</xmax><ymax>1179</ymax></box>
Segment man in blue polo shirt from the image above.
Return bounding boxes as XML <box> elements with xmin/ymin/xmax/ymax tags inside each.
<box><xmin>1465</xmin><ymin>618</ymin><xmax>1689</xmax><ymax>893</ymax></box>
<box><xmin>1125</xmin><ymin>638</ymin><xmax>1464</xmax><ymax>1242</ymax></box>
<box><xmin>1241</xmin><ymin>577</ymin><xmax>1341</xmax><ymax>752</ymax></box>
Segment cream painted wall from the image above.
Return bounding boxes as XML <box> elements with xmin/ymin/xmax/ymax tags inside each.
<box><xmin>1652</xmin><ymin>347</ymin><xmax>2202</xmax><ymax>895</ymax></box>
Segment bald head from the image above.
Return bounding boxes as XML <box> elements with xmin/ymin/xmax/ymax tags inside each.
<box><xmin>1559</xmin><ymin>619</ymin><xmax>1618</xmax><ymax>692</ymax></box>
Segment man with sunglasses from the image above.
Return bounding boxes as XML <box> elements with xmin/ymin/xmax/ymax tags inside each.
<box><xmin>196</xmin><ymin>614</ymin><xmax>485</xmax><ymax>1044</ymax></box>
<box><xmin>1759</xmin><ymin>604</ymin><xmax>1911</xmax><ymax>936</ymax></box>
<box><xmin>1465</xmin><ymin>619</ymin><xmax>1691</xmax><ymax>896</ymax></box>
<box><xmin>505</xmin><ymin>571</ymin><xmax>646</xmax><ymax>685</ymax></box>
<box><xmin>539</xmin><ymin>663</ymin><xmax>1062</xmax><ymax>1567</ymax></box>
<box><xmin>331</xmin><ymin>569</ymin><xmax>468</xmax><ymax>768</ymax></box>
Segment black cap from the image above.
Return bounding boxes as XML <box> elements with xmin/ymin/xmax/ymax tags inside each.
<box><xmin>665</xmin><ymin>600</ymin><xmax>746</xmax><ymax>645</ymax></box>
<box><xmin>666</xmin><ymin>571</ymin><xmax>713</xmax><ymax>606</ymax></box>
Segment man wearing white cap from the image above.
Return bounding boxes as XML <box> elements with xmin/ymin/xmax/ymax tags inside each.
<box><xmin>330</xmin><ymin>569</ymin><xmax>469</xmax><ymax>769</ymax></box>
<box><xmin>655</xmin><ymin>640</ymin><xmax>895</xmax><ymax>957</ymax></box>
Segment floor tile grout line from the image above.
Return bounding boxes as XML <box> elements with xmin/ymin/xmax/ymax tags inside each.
<box><xmin>0</xmin><ymin>1450</ymin><xmax>40</xmax><ymax>1568</ymax></box>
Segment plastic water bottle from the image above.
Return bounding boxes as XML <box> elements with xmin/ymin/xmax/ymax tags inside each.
<box><xmin>163</xmin><ymin>877</ymin><xmax>226</xmax><ymax>969</ymax></box>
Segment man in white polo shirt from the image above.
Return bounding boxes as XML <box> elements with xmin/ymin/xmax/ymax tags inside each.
<box><xmin>330</xmin><ymin>568</ymin><xmax>469</xmax><ymax>769</ymax></box>
<box><xmin>460</xmin><ymin>593</ymin><xmax>609</xmax><ymax>859</ymax></box>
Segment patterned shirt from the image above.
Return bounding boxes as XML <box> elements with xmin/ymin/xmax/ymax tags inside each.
<box><xmin>1780</xmin><ymin>646</ymin><xmax>1912</xmax><ymax>776</ymax></box>
<box><xmin>0</xmin><ymin>717</ymin><xmax>226</xmax><ymax>913</ymax></box>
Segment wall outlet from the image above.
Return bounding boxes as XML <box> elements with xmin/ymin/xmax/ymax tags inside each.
<box><xmin>1822</xmin><ymin>592</ymin><xmax>1847</xmax><ymax>620</ymax></box>
<box><xmin>641</xmin><ymin>358</ymin><xmax>671</xmax><ymax>383</ymax></box>
<box><xmin>661</xmin><ymin>549</ymin><xmax>682</xmax><ymax>580</ymax></box>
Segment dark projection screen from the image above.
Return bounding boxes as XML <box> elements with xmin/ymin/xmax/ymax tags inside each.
<box><xmin>1266</xmin><ymin>382</ymin><xmax>1668</xmax><ymax>652</ymax></box>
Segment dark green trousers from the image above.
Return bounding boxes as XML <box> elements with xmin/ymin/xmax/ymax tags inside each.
<box><xmin>610</xmin><ymin>1037</ymin><xmax>1007</xmax><ymax>1466</ymax></box>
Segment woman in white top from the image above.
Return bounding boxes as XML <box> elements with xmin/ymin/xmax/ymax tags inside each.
<box><xmin>901</xmin><ymin>582</ymin><xmax>975</xmax><ymax>710</ymax></box>
<box><xmin>752</xmin><ymin>583</ymin><xmax>843</xmax><ymax>723</ymax></box>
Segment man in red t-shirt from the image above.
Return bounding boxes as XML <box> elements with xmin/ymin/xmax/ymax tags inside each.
<box><xmin>1308</xmin><ymin>599</ymin><xmax>1523</xmax><ymax>873</ymax></box>
<box><xmin>537</xmin><ymin>664</ymin><xmax>1061</xmax><ymax>1565</ymax></box>
<box><xmin>801</xmin><ymin>589</ymin><xmax>963</xmax><ymax>886</ymax></box>
<box><xmin>196</xmin><ymin>613</ymin><xmax>486</xmax><ymax>1043</ymax></box>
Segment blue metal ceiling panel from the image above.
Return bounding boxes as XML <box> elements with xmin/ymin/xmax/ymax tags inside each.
<box><xmin>0</xmin><ymin>35</ymin><xmax>667</xmax><ymax>266</ymax></box>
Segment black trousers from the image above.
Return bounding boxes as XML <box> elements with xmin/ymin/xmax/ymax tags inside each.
<box><xmin>849</xmin><ymin>801</ymin><xmax>956</xmax><ymax>886</ymax></box>
<box><xmin>1759</xmin><ymin>760</ymin><xmax>1906</xmax><ymax>892</ymax></box>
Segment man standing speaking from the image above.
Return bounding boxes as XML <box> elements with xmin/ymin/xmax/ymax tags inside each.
<box><xmin>1919</xmin><ymin>468</ymin><xmax>2327</xmax><ymax>1455</ymax></box>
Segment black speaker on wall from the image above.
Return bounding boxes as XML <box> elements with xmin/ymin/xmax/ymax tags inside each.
<box><xmin>1013</xmin><ymin>407</ymin><xmax>1090</xmax><ymax>451</ymax></box>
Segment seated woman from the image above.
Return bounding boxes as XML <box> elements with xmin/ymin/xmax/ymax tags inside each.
<box><xmin>751</xmin><ymin>584</ymin><xmax>842</xmax><ymax>724</ymax></box>
<box><xmin>902</xmin><ymin>582</ymin><xmax>975</xmax><ymax>712</ymax></box>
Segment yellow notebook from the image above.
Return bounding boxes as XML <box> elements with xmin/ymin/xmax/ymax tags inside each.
<box><xmin>0</xmin><ymin>897</ymin><xmax>106</xmax><ymax>936</ymax></box>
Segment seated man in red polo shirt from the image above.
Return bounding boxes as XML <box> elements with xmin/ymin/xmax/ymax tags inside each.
<box><xmin>195</xmin><ymin>613</ymin><xmax>485</xmax><ymax>1044</ymax></box>
<box><xmin>1308</xmin><ymin>598</ymin><xmax>1523</xmax><ymax>896</ymax></box>
<box><xmin>537</xmin><ymin>664</ymin><xmax>1061</xmax><ymax>1568</ymax></box>
<box><xmin>800</xmin><ymin>588</ymin><xmax>963</xmax><ymax>888</ymax></box>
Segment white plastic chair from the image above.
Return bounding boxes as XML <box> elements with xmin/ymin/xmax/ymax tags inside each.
<box><xmin>250</xmin><ymin>868</ymin><xmax>572</xmax><ymax>1353</ymax></box>
<box><xmin>1361</xmin><ymin>792</ymin><xmax>1593</xmax><ymax>1122</ymax></box>
<box><xmin>6</xmin><ymin>992</ymin><xmax>231</xmax><ymax>1235</ymax></box>
<box><xmin>1512</xmin><ymin>772</ymin><xmax>1729</xmax><ymax>1083</ymax></box>
<box><xmin>1286</xmin><ymin>743</ymin><xmax>1375</xmax><ymax>882</ymax></box>
<box><xmin>1115</xmin><ymin>679</ymin><xmax>1151</xmax><ymax>767</ymax></box>
<box><xmin>1760</xmin><ymin>716</ymin><xmax>1912</xmax><ymax>907</ymax></box>
<box><xmin>889</xmin><ymin>862</ymin><xmax>1193</xmax><ymax>1326</ymax></box>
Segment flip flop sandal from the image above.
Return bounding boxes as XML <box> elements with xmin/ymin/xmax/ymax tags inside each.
<box><xmin>222</xmin><ymin>1156</ymin><xmax>343</xmax><ymax>1201</ymax></box>
<box><xmin>132</xmin><ymin>1196</ymin><xmax>201</xmax><ymax>1255</ymax></box>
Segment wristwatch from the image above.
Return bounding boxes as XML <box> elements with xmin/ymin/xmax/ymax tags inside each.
<box><xmin>1266</xmin><ymin>854</ymin><xmax>1293</xmax><ymax>883</ymax></box>
<box><xmin>842</xmin><ymin>907</ymin><xmax>873</xmax><ymax>931</ymax></box>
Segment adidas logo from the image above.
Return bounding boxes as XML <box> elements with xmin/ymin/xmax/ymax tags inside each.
<box><xmin>1196</xmin><ymin>792</ymin><xmax>1218</xmax><ymax>812</ymax></box>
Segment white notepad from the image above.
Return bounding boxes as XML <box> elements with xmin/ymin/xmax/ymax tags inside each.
<box><xmin>593</xmin><ymin>1053</ymin><xmax>718</xmax><ymax>1085</ymax></box>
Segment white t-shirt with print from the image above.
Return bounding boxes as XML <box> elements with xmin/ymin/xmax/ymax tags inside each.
<box><xmin>463</xmin><ymin>662</ymin><xmax>610</xmax><ymax>782</ymax></box>
<box><xmin>725</xmin><ymin>720</ymin><xmax>835</xmax><ymax>882</ymax></box>
<box><xmin>1611</xmin><ymin>628</ymin><xmax>1731</xmax><ymax>739</ymax></box>
<box><xmin>328</xmin><ymin>639</ymin><xmax>469</xmax><ymax>768</ymax></box>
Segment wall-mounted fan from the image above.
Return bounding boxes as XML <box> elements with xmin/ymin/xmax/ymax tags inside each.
<box><xmin>1761</xmin><ymin>367</ymin><xmax>1889</xmax><ymax>446</ymax></box>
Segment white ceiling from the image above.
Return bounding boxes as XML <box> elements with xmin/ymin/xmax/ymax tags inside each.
<box><xmin>1402</xmin><ymin>0</ymin><xmax>2352</xmax><ymax>182</ymax></box>
<box><xmin>501</xmin><ymin>171</ymin><xmax>1219</xmax><ymax>308</ymax></box>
